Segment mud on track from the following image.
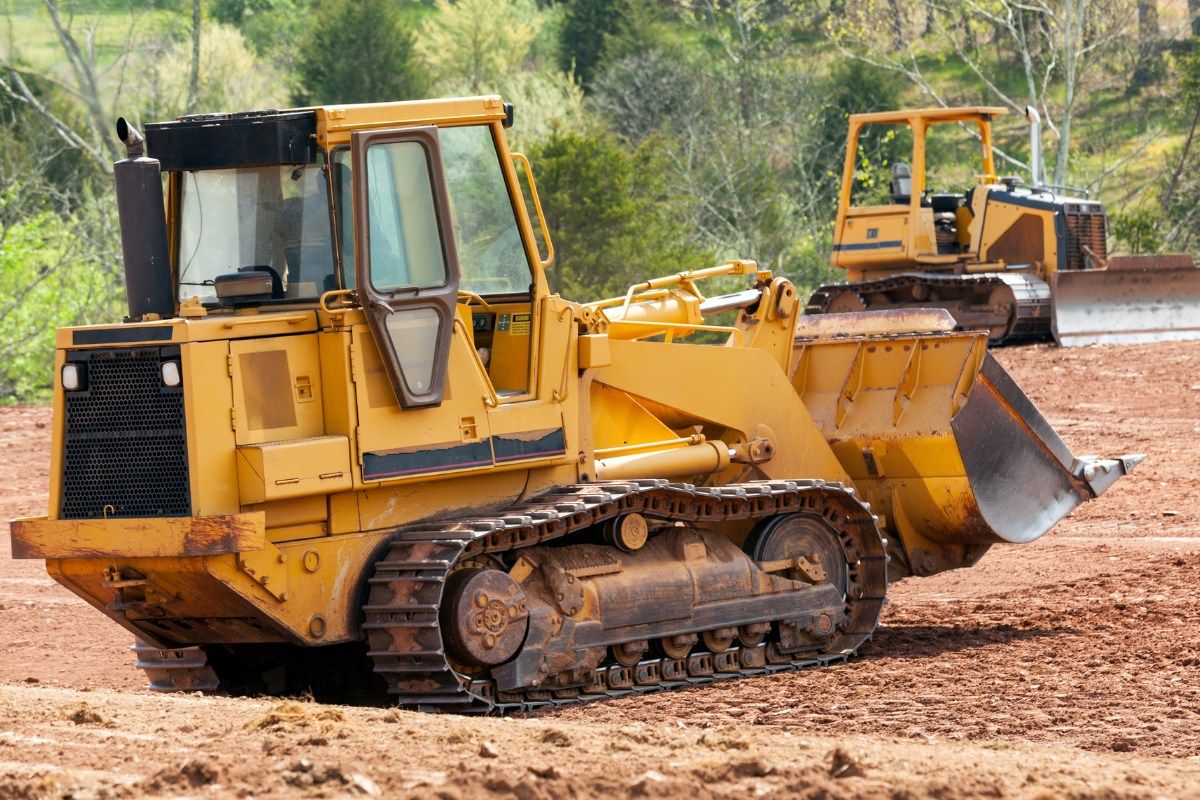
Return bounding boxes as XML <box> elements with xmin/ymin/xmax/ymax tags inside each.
<box><xmin>1</xmin><ymin>342</ymin><xmax>1198</xmax><ymax>798</ymax></box>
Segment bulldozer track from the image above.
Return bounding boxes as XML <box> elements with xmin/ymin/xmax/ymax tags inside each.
<box><xmin>364</xmin><ymin>478</ymin><xmax>887</xmax><ymax>713</ymax></box>
<box><xmin>807</xmin><ymin>272</ymin><xmax>1051</xmax><ymax>345</ymax></box>
<box><xmin>132</xmin><ymin>479</ymin><xmax>887</xmax><ymax>710</ymax></box>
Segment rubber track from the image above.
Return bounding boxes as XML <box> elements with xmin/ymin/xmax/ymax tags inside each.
<box><xmin>363</xmin><ymin>478</ymin><xmax>887</xmax><ymax>713</ymax></box>
<box><xmin>806</xmin><ymin>272</ymin><xmax>1052</xmax><ymax>345</ymax></box>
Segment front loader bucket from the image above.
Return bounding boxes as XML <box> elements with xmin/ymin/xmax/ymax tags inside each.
<box><xmin>791</xmin><ymin>311</ymin><xmax>1139</xmax><ymax>578</ymax></box>
<box><xmin>1052</xmin><ymin>255</ymin><xmax>1200</xmax><ymax>346</ymax></box>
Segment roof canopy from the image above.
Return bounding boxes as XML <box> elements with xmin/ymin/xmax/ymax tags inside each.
<box><xmin>849</xmin><ymin>106</ymin><xmax>1009</xmax><ymax>126</ymax></box>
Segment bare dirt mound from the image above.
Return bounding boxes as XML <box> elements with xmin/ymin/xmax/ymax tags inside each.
<box><xmin>1</xmin><ymin>341</ymin><xmax>1198</xmax><ymax>797</ymax></box>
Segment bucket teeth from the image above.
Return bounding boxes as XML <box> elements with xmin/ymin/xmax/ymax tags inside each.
<box><xmin>1072</xmin><ymin>453</ymin><xmax>1144</xmax><ymax>497</ymax></box>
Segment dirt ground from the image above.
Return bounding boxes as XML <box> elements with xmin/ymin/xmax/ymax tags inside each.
<box><xmin>1</xmin><ymin>341</ymin><xmax>1198</xmax><ymax>799</ymax></box>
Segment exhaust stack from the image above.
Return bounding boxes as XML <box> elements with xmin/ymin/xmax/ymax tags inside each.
<box><xmin>113</xmin><ymin>117</ymin><xmax>174</xmax><ymax>321</ymax></box>
<box><xmin>1024</xmin><ymin>106</ymin><xmax>1043</xmax><ymax>188</ymax></box>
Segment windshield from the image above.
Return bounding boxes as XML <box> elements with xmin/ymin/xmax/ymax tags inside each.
<box><xmin>177</xmin><ymin>159</ymin><xmax>335</xmax><ymax>303</ymax></box>
<box><xmin>334</xmin><ymin>124</ymin><xmax>531</xmax><ymax>296</ymax></box>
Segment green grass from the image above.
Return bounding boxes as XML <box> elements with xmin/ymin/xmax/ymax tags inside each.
<box><xmin>1</xmin><ymin>1</ymin><xmax>183</xmax><ymax>80</ymax></box>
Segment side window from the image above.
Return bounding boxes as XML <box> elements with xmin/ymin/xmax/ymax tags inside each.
<box><xmin>849</xmin><ymin>123</ymin><xmax>914</xmax><ymax>207</ymax></box>
<box><xmin>438</xmin><ymin>125</ymin><xmax>532</xmax><ymax>295</ymax></box>
<box><xmin>333</xmin><ymin>149</ymin><xmax>355</xmax><ymax>289</ymax></box>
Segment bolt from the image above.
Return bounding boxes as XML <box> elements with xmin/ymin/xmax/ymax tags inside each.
<box><xmin>485</xmin><ymin>633</ymin><xmax>496</xmax><ymax>649</ymax></box>
<box><xmin>476</xmin><ymin>592</ymin><xmax>488</xmax><ymax>608</ymax></box>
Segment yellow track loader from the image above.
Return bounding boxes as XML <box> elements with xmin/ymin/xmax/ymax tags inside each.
<box><xmin>9</xmin><ymin>97</ymin><xmax>1137</xmax><ymax>710</ymax></box>
<box><xmin>806</xmin><ymin>106</ymin><xmax>1200</xmax><ymax>346</ymax></box>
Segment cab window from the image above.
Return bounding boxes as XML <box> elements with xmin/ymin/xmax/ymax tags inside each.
<box><xmin>437</xmin><ymin>125</ymin><xmax>531</xmax><ymax>296</ymax></box>
<box><xmin>335</xmin><ymin>126</ymin><xmax>531</xmax><ymax>296</ymax></box>
<box><xmin>363</xmin><ymin>141</ymin><xmax>448</xmax><ymax>291</ymax></box>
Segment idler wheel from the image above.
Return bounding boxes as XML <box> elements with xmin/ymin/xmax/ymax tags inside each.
<box><xmin>747</xmin><ymin>513</ymin><xmax>849</xmax><ymax>598</ymax></box>
<box><xmin>441</xmin><ymin>568</ymin><xmax>529</xmax><ymax>668</ymax></box>
<box><xmin>985</xmin><ymin>283</ymin><xmax>1017</xmax><ymax>343</ymax></box>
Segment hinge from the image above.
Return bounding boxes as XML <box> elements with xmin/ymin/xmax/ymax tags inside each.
<box><xmin>230</xmin><ymin>407</ymin><xmax>238</xmax><ymax>432</ymax></box>
<box><xmin>226</xmin><ymin>353</ymin><xmax>235</xmax><ymax>378</ymax></box>
<box><xmin>349</xmin><ymin>340</ymin><xmax>361</xmax><ymax>385</ymax></box>
<box><xmin>354</xmin><ymin>426</ymin><xmax>364</xmax><ymax>465</ymax></box>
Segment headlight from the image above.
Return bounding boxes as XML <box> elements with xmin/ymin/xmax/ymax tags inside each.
<box><xmin>161</xmin><ymin>360</ymin><xmax>181</xmax><ymax>387</ymax></box>
<box><xmin>62</xmin><ymin>364</ymin><xmax>82</xmax><ymax>391</ymax></box>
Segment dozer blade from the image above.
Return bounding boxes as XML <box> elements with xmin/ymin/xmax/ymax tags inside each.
<box><xmin>1052</xmin><ymin>254</ymin><xmax>1200</xmax><ymax>346</ymax></box>
<box><xmin>792</xmin><ymin>310</ymin><xmax>1140</xmax><ymax>577</ymax></box>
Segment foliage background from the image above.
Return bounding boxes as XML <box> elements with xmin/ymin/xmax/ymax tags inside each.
<box><xmin>1</xmin><ymin>0</ymin><xmax>1199</xmax><ymax>401</ymax></box>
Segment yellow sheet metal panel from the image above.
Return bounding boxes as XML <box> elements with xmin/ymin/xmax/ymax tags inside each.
<box><xmin>588</xmin><ymin>384</ymin><xmax>677</xmax><ymax>451</ymax></box>
<box><xmin>184</xmin><ymin>340</ymin><xmax>240</xmax><ymax>516</ymax></box>
<box><xmin>229</xmin><ymin>335</ymin><xmax>325</xmax><ymax>446</ymax></box>
<box><xmin>55</xmin><ymin>313</ymin><xmax>320</xmax><ymax>349</ymax></box>
<box><xmin>835</xmin><ymin>209</ymin><xmax>910</xmax><ymax>270</ymax></box>
<box><xmin>236</xmin><ymin>435</ymin><xmax>353</xmax><ymax>504</ymax></box>
<box><xmin>314</xmin><ymin>96</ymin><xmax>508</xmax><ymax>147</ymax></box>
<box><xmin>578</xmin><ymin>334</ymin><xmax>612</xmax><ymax>369</ymax></box>
<box><xmin>484</xmin><ymin>300</ymin><xmax>534</xmax><ymax>393</ymax></box>
<box><xmin>594</xmin><ymin>339</ymin><xmax>851</xmax><ymax>484</ymax></box>
<box><xmin>10</xmin><ymin>512</ymin><xmax>265</xmax><ymax>559</ymax></box>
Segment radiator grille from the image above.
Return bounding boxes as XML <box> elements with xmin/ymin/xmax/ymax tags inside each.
<box><xmin>1062</xmin><ymin>206</ymin><xmax>1107</xmax><ymax>270</ymax></box>
<box><xmin>61</xmin><ymin>347</ymin><xmax>190</xmax><ymax>519</ymax></box>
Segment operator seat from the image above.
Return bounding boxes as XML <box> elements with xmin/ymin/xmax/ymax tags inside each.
<box><xmin>890</xmin><ymin>163</ymin><xmax>912</xmax><ymax>204</ymax></box>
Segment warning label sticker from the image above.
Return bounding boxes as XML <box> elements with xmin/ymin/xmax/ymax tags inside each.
<box><xmin>509</xmin><ymin>313</ymin><xmax>532</xmax><ymax>335</ymax></box>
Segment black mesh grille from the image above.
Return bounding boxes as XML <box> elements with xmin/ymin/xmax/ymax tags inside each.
<box><xmin>1063</xmin><ymin>208</ymin><xmax>1107</xmax><ymax>270</ymax></box>
<box><xmin>61</xmin><ymin>347</ymin><xmax>190</xmax><ymax>519</ymax></box>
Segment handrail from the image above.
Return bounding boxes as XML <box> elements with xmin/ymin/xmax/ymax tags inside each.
<box><xmin>586</xmin><ymin>260</ymin><xmax>759</xmax><ymax>319</ymax></box>
<box><xmin>453</xmin><ymin>315</ymin><xmax>501</xmax><ymax>408</ymax></box>
<box><xmin>511</xmin><ymin>152</ymin><xmax>555</xmax><ymax>270</ymax></box>
<box><xmin>553</xmin><ymin>305</ymin><xmax>574</xmax><ymax>402</ymax></box>
<box><xmin>319</xmin><ymin>289</ymin><xmax>357</xmax><ymax>314</ymax></box>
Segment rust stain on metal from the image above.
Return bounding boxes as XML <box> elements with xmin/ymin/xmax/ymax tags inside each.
<box><xmin>8</xmin><ymin>513</ymin><xmax>265</xmax><ymax>559</ymax></box>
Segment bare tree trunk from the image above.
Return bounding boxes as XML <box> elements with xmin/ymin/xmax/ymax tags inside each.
<box><xmin>1190</xmin><ymin>0</ymin><xmax>1200</xmax><ymax>37</ymax></box>
<box><xmin>1162</xmin><ymin>105</ymin><xmax>1200</xmax><ymax>213</ymax></box>
<box><xmin>889</xmin><ymin>0</ymin><xmax>905</xmax><ymax>50</ymax></box>
<box><xmin>1130</xmin><ymin>0</ymin><xmax>1161</xmax><ymax>91</ymax></box>
<box><xmin>1053</xmin><ymin>0</ymin><xmax>1084</xmax><ymax>186</ymax></box>
<box><xmin>1137</xmin><ymin>0</ymin><xmax>1159</xmax><ymax>38</ymax></box>
<box><xmin>186</xmin><ymin>0</ymin><xmax>202</xmax><ymax>114</ymax></box>
<box><xmin>42</xmin><ymin>0</ymin><xmax>118</xmax><ymax>165</ymax></box>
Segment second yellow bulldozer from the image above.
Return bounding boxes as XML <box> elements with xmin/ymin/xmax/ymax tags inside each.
<box><xmin>807</xmin><ymin>106</ymin><xmax>1200</xmax><ymax>346</ymax></box>
<box><xmin>10</xmin><ymin>96</ymin><xmax>1137</xmax><ymax>711</ymax></box>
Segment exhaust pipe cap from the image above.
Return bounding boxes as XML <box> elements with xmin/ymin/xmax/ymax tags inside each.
<box><xmin>115</xmin><ymin>117</ymin><xmax>145</xmax><ymax>159</ymax></box>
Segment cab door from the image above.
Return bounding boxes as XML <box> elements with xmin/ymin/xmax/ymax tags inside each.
<box><xmin>351</xmin><ymin>126</ymin><xmax>459</xmax><ymax>408</ymax></box>
<box><xmin>347</xmin><ymin>126</ymin><xmax>499</xmax><ymax>493</ymax></box>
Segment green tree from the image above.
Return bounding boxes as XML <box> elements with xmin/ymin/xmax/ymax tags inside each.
<box><xmin>416</xmin><ymin>0</ymin><xmax>543</xmax><ymax>95</ymax></box>
<box><xmin>558</xmin><ymin>0</ymin><xmax>627</xmax><ymax>90</ymax></box>
<box><xmin>292</xmin><ymin>0</ymin><xmax>426</xmax><ymax>105</ymax></box>
<box><xmin>210</xmin><ymin>0</ymin><xmax>311</xmax><ymax>56</ymax></box>
<box><xmin>528</xmin><ymin>127</ymin><xmax>711</xmax><ymax>301</ymax></box>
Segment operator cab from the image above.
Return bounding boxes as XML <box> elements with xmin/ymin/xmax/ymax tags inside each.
<box><xmin>835</xmin><ymin>106</ymin><xmax>1008</xmax><ymax>270</ymax></box>
<box><xmin>147</xmin><ymin>100</ymin><xmax>548</xmax><ymax>410</ymax></box>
